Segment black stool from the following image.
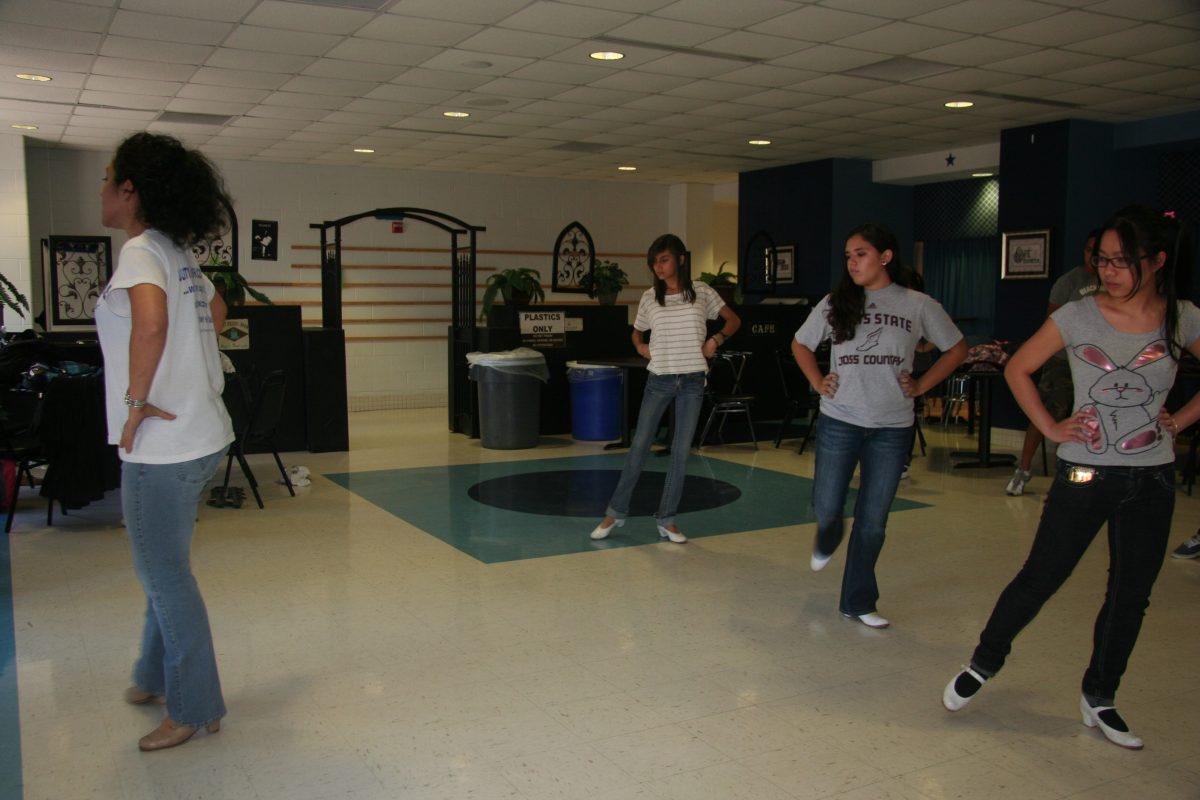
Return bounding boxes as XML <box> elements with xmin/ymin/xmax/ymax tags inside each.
<box><xmin>698</xmin><ymin>351</ymin><xmax>757</xmax><ymax>450</ymax></box>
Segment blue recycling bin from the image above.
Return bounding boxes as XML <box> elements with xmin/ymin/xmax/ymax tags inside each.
<box><xmin>567</xmin><ymin>362</ymin><xmax>622</xmax><ymax>441</ymax></box>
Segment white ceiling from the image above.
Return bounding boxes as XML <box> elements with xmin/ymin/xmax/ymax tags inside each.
<box><xmin>1</xmin><ymin>0</ymin><xmax>1197</xmax><ymax>183</ymax></box>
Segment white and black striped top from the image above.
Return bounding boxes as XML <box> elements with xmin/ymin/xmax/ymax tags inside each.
<box><xmin>634</xmin><ymin>282</ymin><xmax>725</xmax><ymax>375</ymax></box>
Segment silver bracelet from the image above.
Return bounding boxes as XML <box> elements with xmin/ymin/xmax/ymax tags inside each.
<box><xmin>124</xmin><ymin>390</ymin><xmax>147</xmax><ymax>409</ymax></box>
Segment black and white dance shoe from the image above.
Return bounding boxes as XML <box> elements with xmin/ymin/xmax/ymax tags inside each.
<box><xmin>1080</xmin><ymin>695</ymin><xmax>1143</xmax><ymax>750</ymax></box>
<box><xmin>842</xmin><ymin>611</ymin><xmax>889</xmax><ymax>629</ymax></box>
<box><xmin>942</xmin><ymin>666</ymin><xmax>988</xmax><ymax>711</ymax></box>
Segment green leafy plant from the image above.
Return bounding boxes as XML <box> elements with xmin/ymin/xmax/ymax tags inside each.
<box><xmin>0</xmin><ymin>272</ymin><xmax>30</xmax><ymax>321</ymax></box>
<box><xmin>481</xmin><ymin>267</ymin><xmax>545</xmax><ymax>318</ymax></box>
<box><xmin>697</xmin><ymin>261</ymin><xmax>741</xmax><ymax>304</ymax></box>
<box><xmin>579</xmin><ymin>260</ymin><xmax>629</xmax><ymax>304</ymax></box>
<box><xmin>203</xmin><ymin>269</ymin><xmax>272</xmax><ymax>306</ymax></box>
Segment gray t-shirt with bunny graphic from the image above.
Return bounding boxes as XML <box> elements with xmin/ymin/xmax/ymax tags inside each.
<box><xmin>1053</xmin><ymin>295</ymin><xmax>1200</xmax><ymax>467</ymax></box>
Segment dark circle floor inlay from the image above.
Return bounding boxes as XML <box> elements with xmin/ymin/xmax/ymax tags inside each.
<box><xmin>468</xmin><ymin>469</ymin><xmax>741</xmax><ymax>517</ymax></box>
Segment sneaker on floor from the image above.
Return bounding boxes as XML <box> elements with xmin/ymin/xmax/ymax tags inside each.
<box><xmin>943</xmin><ymin>666</ymin><xmax>988</xmax><ymax>711</ymax></box>
<box><xmin>1171</xmin><ymin>533</ymin><xmax>1200</xmax><ymax>559</ymax></box>
<box><xmin>900</xmin><ymin>464</ymin><xmax>910</xmax><ymax>480</ymax></box>
<box><xmin>1080</xmin><ymin>695</ymin><xmax>1143</xmax><ymax>750</ymax></box>
<box><xmin>842</xmin><ymin>611</ymin><xmax>889</xmax><ymax>629</ymax></box>
<box><xmin>1005</xmin><ymin>468</ymin><xmax>1032</xmax><ymax>496</ymax></box>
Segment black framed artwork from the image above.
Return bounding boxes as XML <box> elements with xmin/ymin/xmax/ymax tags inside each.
<box><xmin>252</xmin><ymin>219</ymin><xmax>278</xmax><ymax>261</ymax></box>
<box><xmin>42</xmin><ymin>235</ymin><xmax>112</xmax><ymax>332</ymax></box>
<box><xmin>1001</xmin><ymin>229</ymin><xmax>1051</xmax><ymax>280</ymax></box>
<box><xmin>552</xmin><ymin>220</ymin><xmax>595</xmax><ymax>293</ymax></box>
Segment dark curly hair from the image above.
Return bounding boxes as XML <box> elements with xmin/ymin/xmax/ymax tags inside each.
<box><xmin>827</xmin><ymin>223</ymin><xmax>917</xmax><ymax>344</ymax></box>
<box><xmin>111</xmin><ymin>132</ymin><xmax>232</xmax><ymax>249</ymax></box>
<box><xmin>1095</xmin><ymin>204</ymin><xmax>1193</xmax><ymax>359</ymax></box>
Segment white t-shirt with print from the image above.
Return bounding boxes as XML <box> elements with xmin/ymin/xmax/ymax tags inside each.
<box><xmin>634</xmin><ymin>282</ymin><xmax>725</xmax><ymax>375</ymax></box>
<box><xmin>95</xmin><ymin>229</ymin><xmax>234</xmax><ymax>464</ymax></box>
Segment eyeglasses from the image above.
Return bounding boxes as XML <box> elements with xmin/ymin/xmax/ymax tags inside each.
<box><xmin>1090</xmin><ymin>254</ymin><xmax>1141</xmax><ymax>271</ymax></box>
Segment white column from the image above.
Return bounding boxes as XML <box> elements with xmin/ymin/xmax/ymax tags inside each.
<box><xmin>667</xmin><ymin>182</ymin><xmax>715</xmax><ymax>277</ymax></box>
<box><xmin>0</xmin><ymin>134</ymin><xmax>32</xmax><ymax>331</ymax></box>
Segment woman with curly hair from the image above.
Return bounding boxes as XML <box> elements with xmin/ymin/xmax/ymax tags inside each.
<box><xmin>793</xmin><ymin>223</ymin><xmax>966</xmax><ymax>629</ymax></box>
<box><xmin>95</xmin><ymin>132</ymin><xmax>235</xmax><ymax>751</ymax></box>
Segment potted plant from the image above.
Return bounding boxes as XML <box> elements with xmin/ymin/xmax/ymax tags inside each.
<box><xmin>0</xmin><ymin>273</ymin><xmax>30</xmax><ymax>323</ymax></box>
<box><xmin>203</xmin><ymin>269</ymin><xmax>272</xmax><ymax>306</ymax></box>
<box><xmin>579</xmin><ymin>259</ymin><xmax>628</xmax><ymax>305</ymax></box>
<box><xmin>481</xmin><ymin>267</ymin><xmax>545</xmax><ymax>320</ymax></box>
<box><xmin>697</xmin><ymin>261</ymin><xmax>741</xmax><ymax>305</ymax></box>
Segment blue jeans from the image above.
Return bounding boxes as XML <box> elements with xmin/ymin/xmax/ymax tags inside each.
<box><xmin>123</xmin><ymin>449</ymin><xmax>226</xmax><ymax>727</ymax></box>
<box><xmin>972</xmin><ymin>461</ymin><xmax>1174</xmax><ymax>702</ymax></box>
<box><xmin>811</xmin><ymin>415</ymin><xmax>911</xmax><ymax>616</ymax></box>
<box><xmin>606</xmin><ymin>371</ymin><xmax>706</xmax><ymax>527</ymax></box>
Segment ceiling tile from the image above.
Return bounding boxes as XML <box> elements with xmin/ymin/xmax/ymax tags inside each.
<box><xmin>1087</xmin><ymin>0</ymin><xmax>1199</xmax><ymax>20</ymax></box>
<box><xmin>120</xmin><ymin>0</ymin><xmax>257</xmax><ymax>22</ymax></box>
<box><xmin>989</xmin><ymin>77</ymin><xmax>1080</xmax><ymax>97</ymax></box>
<box><xmin>0</xmin><ymin>0</ymin><xmax>112</xmax><ymax>33</ymax></box>
<box><xmin>992</xmin><ymin>10</ymin><xmax>1129</xmax><ymax>45</ymax></box>
<box><xmin>1050</xmin><ymin>59</ymin><xmax>1169</xmax><ymax>84</ymax></box>
<box><xmin>620</xmin><ymin>93</ymin><xmax>712</xmax><ymax>113</ymax></box>
<box><xmin>769</xmin><ymin>44</ymin><xmax>889</xmax><ymax>73</ymax></box>
<box><xmin>982</xmin><ymin>49</ymin><xmax>1104</xmax><ymax>75</ymax></box>
<box><xmin>0</xmin><ymin>23</ymin><xmax>102</xmax><ymax>54</ymax></box>
<box><xmin>1109</xmin><ymin>68</ymin><xmax>1200</xmax><ymax>92</ymax></box>
<box><xmin>551</xmin><ymin>86</ymin><xmax>645</xmax><ymax>107</ymax></box>
<box><xmin>260</xmin><ymin>91</ymin><xmax>352</xmax><ymax>110</ymax></box>
<box><xmin>913</xmin><ymin>36</ymin><xmax>1040</xmax><ymax>67</ymax></box>
<box><xmin>787</xmin><ymin>74</ymin><xmax>893</xmax><ymax>96</ymax></box>
<box><xmin>109</xmin><ymin>11</ymin><xmax>234</xmax><ymax>46</ymax></box>
<box><xmin>851</xmin><ymin>84</ymin><xmax>947</xmax><ymax>104</ymax></box>
<box><xmin>588</xmin><ymin>70</ymin><xmax>693</xmax><ymax>92</ymax></box>
<box><xmin>230</xmin><ymin>116</ymin><xmax>306</xmax><ymax>130</ymax></box>
<box><xmin>455</xmin><ymin>29</ymin><xmax>579</xmax><ymax>58</ymax></box>
<box><xmin>653</xmin><ymin>0</ymin><xmax>794</xmax><ymax>27</ymax></box>
<box><xmin>386</xmin><ymin>0</ymin><xmax>533</xmax><ymax>25</ymax></box>
<box><xmin>340</xmin><ymin>98</ymin><xmax>428</xmax><ymax>116</ymax></box>
<box><xmin>390</xmin><ymin>68</ymin><xmax>494</xmax><ymax>91</ymax></box>
<box><xmin>222</xmin><ymin>25</ymin><xmax>341</xmax><ymax>56</ymax></box>
<box><xmin>1132</xmin><ymin>41</ymin><xmax>1200</xmax><ymax>67</ymax></box>
<box><xmin>912</xmin><ymin>67</ymin><xmax>1023</xmax><ymax>90</ymax></box>
<box><xmin>177</xmin><ymin>83</ymin><xmax>269</xmax><ymax>103</ymax></box>
<box><xmin>247</xmin><ymin>105</ymin><xmax>329</xmax><ymax>121</ymax></box>
<box><xmin>85</xmin><ymin>75</ymin><xmax>182</xmax><ymax>96</ymax></box>
<box><xmin>365</xmin><ymin>83</ymin><xmax>459</xmax><ymax>103</ymax></box>
<box><xmin>71</xmin><ymin>105</ymin><xmax>157</xmax><ymax>120</ymax></box>
<box><xmin>323</xmin><ymin>39</ymin><xmax>443</xmax><ymax>67</ymax></box>
<box><xmin>604</xmin><ymin>17</ymin><xmax>729</xmax><ymax>47</ymax></box>
<box><xmin>78</xmin><ymin>89</ymin><xmax>168</xmax><ymax>111</ymax></box>
<box><xmin>0</xmin><ymin>83</ymin><xmax>82</xmax><ymax>103</ymax></box>
<box><xmin>697</xmin><ymin>31</ymin><xmax>812</xmax><ymax>60</ymax></box>
<box><xmin>302</xmin><ymin>59</ymin><xmax>406</xmax><ymax>83</ymax></box>
<box><xmin>736</xmin><ymin>88</ymin><xmax>825</xmax><ymax>108</ymax></box>
<box><xmin>278</xmin><ymin>76</ymin><xmax>380</xmax><ymax>98</ymax></box>
<box><xmin>748</xmin><ymin>6</ymin><xmax>887</xmax><ymax>42</ymax></box>
<box><xmin>1166</xmin><ymin>11</ymin><xmax>1200</xmax><ymax>28</ymax></box>
<box><xmin>1065</xmin><ymin>23</ymin><xmax>1199</xmax><ymax>57</ymax></box>
<box><xmin>717</xmin><ymin>64</ymin><xmax>820</xmax><ymax>87</ymax></box>
<box><xmin>510</xmin><ymin>60</ymin><xmax>613</xmax><ymax>85</ymax></box>
<box><xmin>165</xmin><ymin>98</ymin><xmax>253</xmax><ymax>115</ymax></box>
<box><xmin>546</xmin><ymin>41</ymin><xmax>669</xmax><ymax>70</ymax></box>
<box><xmin>189</xmin><ymin>67</ymin><xmax>288</xmax><ymax>90</ymax></box>
<box><xmin>356</xmin><ymin>15</ymin><xmax>482</xmax><ymax>47</ymax></box>
<box><xmin>473</xmin><ymin>77</ymin><xmax>575</xmax><ymax>99</ymax></box>
<box><xmin>89</xmin><ymin>57</ymin><xmax>200</xmax><ymax>83</ymax></box>
<box><xmin>243</xmin><ymin>1</ymin><xmax>374</xmax><ymax>35</ymax></box>
<box><xmin>0</xmin><ymin>46</ymin><xmax>97</xmax><ymax>73</ymax></box>
<box><xmin>820</xmin><ymin>0</ymin><xmax>962</xmax><ymax>17</ymax></box>
<box><xmin>637</xmin><ymin>53</ymin><xmax>743</xmax><ymax>79</ymax></box>
<box><xmin>803</xmin><ymin>97</ymin><xmax>888</xmax><ymax>116</ymax></box>
<box><xmin>834</xmin><ymin>22</ymin><xmax>971</xmax><ymax>55</ymax></box>
<box><xmin>204</xmin><ymin>48</ymin><xmax>316</xmax><ymax>73</ymax></box>
<box><xmin>691</xmin><ymin>101</ymin><xmax>770</xmax><ymax>120</ymax></box>
<box><xmin>910</xmin><ymin>0</ymin><xmax>1062</xmax><ymax>33</ymax></box>
<box><xmin>0</xmin><ymin>68</ymin><xmax>87</xmax><ymax>89</ymax></box>
<box><xmin>663</xmin><ymin>79</ymin><xmax>753</xmax><ymax>100</ymax></box>
<box><xmin>500</xmin><ymin>2</ymin><xmax>634</xmax><ymax>38</ymax></box>
<box><xmin>418</xmin><ymin>49</ymin><xmax>534</xmax><ymax>77</ymax></box>
<box><xmin>857</xmin><ymin>105</ymin><xmax>941</xmax><ymax>123</ymax></box>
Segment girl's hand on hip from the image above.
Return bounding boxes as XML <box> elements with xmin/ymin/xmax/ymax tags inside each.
<box><xmin>635</xmin><ymin>342</ymin><xmax>651</xmax><ymax>360</ymax></box>
<box><xmin>120</xmin><ymin>404</ymin><xmax>177</xmax><ymax>453</ymax></box>
<box><xmin>1048</xmin><ymin>410</ymin><xmax>1100</xmax><ymax>446</ymax></box>
<box><xmin>898</xmin><ymin>370</ymin><xmax>923</xmax><ymax>398</ymax></box>
<box><xmin>1159</xmin><ymin>407</ymin><xmax>1181</xmax><ymax>437</ymax></box>
<box><xmin>816</xmin><ymin>372</ymin><xmax>839</xmax><ymax>398</ymax></box>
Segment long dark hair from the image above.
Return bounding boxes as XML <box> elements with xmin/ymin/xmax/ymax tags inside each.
<box><xmin>827</xmin><ymin>223</ymin><xmax>917</xmax><ymax>343</ymax></box>
<box><xmin>1095</xmin><ymin>204</ymin><xmax>1193</xmax><ymax>358</ymax></box>
<box><xmin>648</xmin><ymin>233</ymin><xmax>696</xmax><ymax>306</ymax></box>
<box><xmin>112</xmin><ymin>132</ymin><xmax>232</xmax><ymax>249</ymax></box>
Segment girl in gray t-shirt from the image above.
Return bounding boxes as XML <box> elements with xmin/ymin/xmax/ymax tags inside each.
<box><xmin>945</xmin><ymin>205</ymin><xmax>1200</xmax><ymax>751</ymax></box>
<box><xmin>792</xmin><ymin>223</ymin><xmax>967</xmax><ymax>630</ymax></box>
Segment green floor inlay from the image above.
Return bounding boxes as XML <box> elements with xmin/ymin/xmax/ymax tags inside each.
<box><xmin>325</xmin><ymin>454</ymin><xmax>928</xmax><ymax>564</ymax></box>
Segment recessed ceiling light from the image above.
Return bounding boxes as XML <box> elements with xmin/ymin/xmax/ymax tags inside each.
<box><xmin>972</xmin><ymin>171</ymin><xmax>994</xmax><ymax>177</ymax></box>
<box><xmin>442</xmin><ymin>111</ymin><xmax>470</xmax><ymax>118</ymax></box>
<box><xmin>16</xmin><ymin>73</ymin><xmax>51</xmax><ymax>82</ymax></box>
<box><xmin>353</xmin><ymin>148</ymin><xmax>375</xmax><ymax>154</ymax></box>
<box><xmin>590</xmin><ymin>51</ymin><xmax>624</xmax><ymax>61</ymax></box>
<box><xmin>617</xmin><ymin>165</ymin><xmax>637</xmax><ymax>171</ymax></box>
<box><xmin>944</xmin><ymin>100</ymin><xmax>974</xmax><ymax>109</ymax></box>
<box><xmin>10</xmin><ymin>123</ymin><xmax>38</xmax><ymax>131</ymax></box>
<box><xmin>748</xmin><ymin>139</ymin><xmax>771</xmax><ymax>146</ymax></box>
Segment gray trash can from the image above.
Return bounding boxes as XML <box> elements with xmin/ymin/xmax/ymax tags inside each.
<box><xmin>467</xmin><ymin>349</ymin><xmax>549</xmax><ymax>449</ymax></box>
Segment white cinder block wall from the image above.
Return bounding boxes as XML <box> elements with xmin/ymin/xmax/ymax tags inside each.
<box><xmin>25</xmin><ymin>143</ymin><xmax>673</xmax><ymax>409</ymax></box>
<box><xmin>1</xmin><ymin>135</ymin><xmax>33</xmax><ymax>332</ymax></box>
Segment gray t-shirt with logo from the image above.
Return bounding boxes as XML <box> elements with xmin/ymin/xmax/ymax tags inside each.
<box><xmin>1053</xmin><ymin>295</ymin><xmax>1200</xmax><ymax>467</ymax></box>
<box><xmin>1048</xmin><ymin>265</ymin><xmax>1100</xmax><ymax>361</ymax></box>
<box><xmin>795</xmin><ymin>284</ymin><xmax>964</xmax><ymax>428</ymax></box>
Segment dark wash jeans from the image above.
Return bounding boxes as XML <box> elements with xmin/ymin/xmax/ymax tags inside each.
<box><xmin>972</xmin><ymin>459</ymin><xmax>1175</xmax><ymax>703</ymax></box>
<box><xmin>811</xmin><ymin>414</ymin><xmax>912</xmax><ymax>616</ymax></box>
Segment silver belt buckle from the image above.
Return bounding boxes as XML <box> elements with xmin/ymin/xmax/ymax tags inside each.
<box><xmin>1067</xmin><ymin>466</ymin><xmax>1097</xmax><ymax>484</ymax></box>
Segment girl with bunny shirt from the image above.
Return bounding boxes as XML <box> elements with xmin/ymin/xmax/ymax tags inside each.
<box><xmin>944</xmin><ymin>205</ymin><xmax>1200</xmax><ymax>750</ymax></box>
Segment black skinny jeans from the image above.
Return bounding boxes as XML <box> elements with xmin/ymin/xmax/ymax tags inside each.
<box><xmin>971</xmin><ymin>459</ymin><xmax>1175</xmax><ymax>703</ymax></box>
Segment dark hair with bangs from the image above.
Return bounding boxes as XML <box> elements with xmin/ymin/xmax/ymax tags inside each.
<box><xmin>827</xmin><ymin>223</ymin><xmax>918</xmax><ymax>344</ymax></box>
<box><xmin>112</xmin><ymin>132</ymin><xmax>232</xmax><ymax>249</ymax></box>
<box><xmin>647</xmin><ymin>233</ymin><xmax>696</xmax><ymax>307</ymax></box>
<box><xmin>1094</xmin><ymin>204</ymin><xmax>1193</xmax><ymax>358</ymax></box>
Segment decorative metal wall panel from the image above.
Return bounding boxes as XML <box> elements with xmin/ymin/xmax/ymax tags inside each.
<box><xmin>552</xmin><ymin>221</ymin><xmax>595</xmax><ymax>293</ymax></box>
<box><xmin>43</xmin><ymin>235</ymin><xmax>112</xmax><ymax>332</ymax></box>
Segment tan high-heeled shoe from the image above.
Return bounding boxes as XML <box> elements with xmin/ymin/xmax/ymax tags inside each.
<box><xmin>138</xmin><ymin>717</ymin><xmax>221</xmax><ymax>752</ymax></box>
<box><xmin>124</xmin><ymin>687</ymin><xmax>166</xmax><ymax>706</ymax></box>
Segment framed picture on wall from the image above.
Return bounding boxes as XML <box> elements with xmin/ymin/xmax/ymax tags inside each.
<box><xmin>768</xmin><ymin>245</ymin><xmax>795</xmax><ymax>285</ymax></box>
<box><xmin>1001</xmin><ymin>229</ymin><xmax>1050</xmax><ymax>280</ymax></box>
<box><xmin>42</xmin><ymin>235</ymin><xmax>112</xmax><ymax>332</ymax></box>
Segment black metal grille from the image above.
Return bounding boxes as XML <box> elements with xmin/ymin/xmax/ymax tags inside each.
<box><xmin>914</xmin><ymin>177</ymin><xmax>999</xmax><ymax>242</ymax></box>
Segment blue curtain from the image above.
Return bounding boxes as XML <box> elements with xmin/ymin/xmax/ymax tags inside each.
<box><xmin>922</xmin><ymin>236</ymin><xmax>997</xmax><ymax>341</ymax></box>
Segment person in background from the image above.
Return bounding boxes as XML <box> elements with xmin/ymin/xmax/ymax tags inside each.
<box><xmin>96</xmin><ymin>132</ymin><xmax>235</xmax><ymax>751</ymax></box>
<box><xmin>945</xmin><ymin>206</ymin><xmax>1200</xmax><ymax>750</ymax></box>
<box><xmin>1170</xmin><ymin>529</ymin><xmax>1200</xmax><ymax>559</ymax></box>
<box><xmin>590</xmin><ymin>234</ymin><xmax>741</xmax><ymax>544</ymax></box>
<box><xmin>793</xmin><ymin>223</ymin><xmax>966</xmax><ymax>629</ymax></box>
<box><xmin>1006</xmin><ymin>231</ymin><xmax>1101</xmax><ymax>495</ymax></box>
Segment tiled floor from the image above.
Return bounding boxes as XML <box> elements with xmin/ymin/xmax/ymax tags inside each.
<box><xmin>3</xmin><ymin>407</ymin><xmax>1199</xmax><ymax>800</ymax></box>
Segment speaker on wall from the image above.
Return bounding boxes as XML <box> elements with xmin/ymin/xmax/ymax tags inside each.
<box><xmin>302</xmin><ymin>328</ymin><xmax>349</xmax><ymax>453</ymax></box>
